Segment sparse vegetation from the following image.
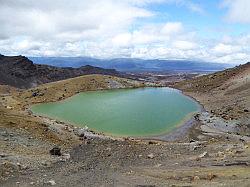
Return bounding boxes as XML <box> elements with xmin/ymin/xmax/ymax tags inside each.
<box><xmin>0</xmin><ymin>61</ymin><xmax>250</xmax><ymax>186</ymax></box>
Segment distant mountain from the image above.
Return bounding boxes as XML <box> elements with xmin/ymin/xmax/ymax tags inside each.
<box><xmin>0</xmin><ymin>55</ymin><xmax>122</xmax><ymax>89</ymax></box>
<box><xmin>29</xmin><ymin>57</ymin><xmax>233</xmax><ymax>72</ymax></box>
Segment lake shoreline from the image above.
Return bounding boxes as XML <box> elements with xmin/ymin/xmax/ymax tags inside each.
<box><xmin>2</xmin><ymin>66</ymin><xmax>250</xmax><ymax>187</ymax></box>
<box><xmin>30</xmin><ymin>87</ymin><xmax>203</xmax><ymax>141</ymax></box>
<box><xmin>140</xmin><ymin>113</ymin><xmax>198</xmax><ymax>142</ymax></box>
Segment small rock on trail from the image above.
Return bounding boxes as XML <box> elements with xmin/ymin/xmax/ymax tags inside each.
<box><xmin>147</xmin><ymin>153</ymin><xmax>155</xmax><ymax>159</ymax></box>
<box><xmin>45</xmin><ymin>180</ymin><xmax>56</xmax><ymax>186</ymax></box>
<box><xmin>49</xmin><ymin>147</ymin><xmax>61</xmax><ymax>156</ymax></box>
<box><xmin>199</xmin><ymin>151</ymin><xmax>209</xmax><ymax>158</ymax></box>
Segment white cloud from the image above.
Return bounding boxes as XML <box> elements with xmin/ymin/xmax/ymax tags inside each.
<box><xmin>0</xmin><ymin>0</ymin><xmax>249</xmax><ymax>65</ymax></box>
<box><xmin>110</xmin><ymin>22</ymin><xmax>184</xmax><ymax>47</ymax></box>
<box><xmin>132</xmin><ymin>30</ymin><xmax>158</xmax><ymax>45</ymax></box>
<box><xmin>171</xmin><ymin>0</ymin><xmax>205</xmax><ymax>14</ymax></box>
<box><xmin>208</xmin><ymin>35</ymin><xmax>250</xmax><ymax>64</ymax></box>
<box><xmin>0</xmin><ymin>0</ymin><xmax>153</xmax><ymax>41</ymax></box>
<box><xmin>213</xmin><ymin>53</ymin><xmax>250</xmax><ymax>64</ymax></box>
<box><xmin>112</xmin><ymin>33</ymin><xmax>132</xmax><ymax>47</ymax></box>
<box><xmin>172</xmin><ymin>40</ymin><xmax>197</xmax><ymax>50</ymax></box>
<box><xmin>186</xmin><ymin>2</ymin><xmax>204</xmax><ymax>14</ymax></box>
<box><xmin>222</xmin><ymin>0</ymin><xmax>250</xmax><ymax>23</ymax></box>
<box><xmin>212</xmin><ymin>43</ymin><xmax>242</xmax><ymax>55</ymax></box>
<box><xmin>127</xmin><ymin>0</ymin><xmax>166</xmax><ymax>6</ymax></box>
<box><xmin>161</xmin><ymin>22</ymin><xmax>183</xmax><ymax>35</ymax></box>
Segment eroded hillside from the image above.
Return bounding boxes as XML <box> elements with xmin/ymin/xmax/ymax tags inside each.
<box><xmin>0</xmin><ymin>55</ymin><xmax>123</xmax><ymax>88</ymax></box>
<box><xmin>175</xmin><ymin>62</ymin><xmax>250</xmax><ymax>136</ymax></box>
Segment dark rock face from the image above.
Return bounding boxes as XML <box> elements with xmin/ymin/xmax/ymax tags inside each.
<box><xmin>0</xmin><ymin>55</ymin><xmax>122</xmax><ymax>88</ymax></box>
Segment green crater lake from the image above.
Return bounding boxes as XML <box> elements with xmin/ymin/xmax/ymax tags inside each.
<box><xmin>31</xmin><ymin>87</ymin><xmax>200</xmax><ymax>137</ymax></box>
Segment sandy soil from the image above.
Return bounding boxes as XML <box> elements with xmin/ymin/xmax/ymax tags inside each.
<box><xmin>0</xmin><ymin>67</ymin><xmax>250</xmax><ymax>187</ymax></box>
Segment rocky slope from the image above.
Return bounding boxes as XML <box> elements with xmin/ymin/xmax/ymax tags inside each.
<box><xmin>0</xmin><ymin>75</ymin><xmax>144</xmax><ymax>184</ymax></box>
<box><xmin>0</xmin><ymin>62</ymin><xmax>249</xmax><ymax>186</ymax></box>
<box><xmin>175</xmin><ymin>62</ymin><xmax>250</xmax><ymax>120</ymax></box>
<box><xmin>175</xmin><ymin>62</ymin><xmax>250</xmax><ymax>138</ymax></box>
<box><xmin>0</xmin><ymin>54</ymin><xmax>122</xmax><ymax>89</ymax></box>
<box><xmin>12</xmin><ymin>74</ymin><xmax>144</xmax><ymax>111</ymax></box>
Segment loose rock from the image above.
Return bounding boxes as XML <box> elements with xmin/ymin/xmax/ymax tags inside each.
<box><xmin>49</xmin><ymin>147</ymin><xmax>61</xmax><ymax>156</ymax></box>
<box><xmin>60</xmin><ymin>153</ymin><xmax>71</xmax><ymax>161</ymax></box>
<box><xmin>199</xmin><ymin>151</ymin><xmax>208</xmax><ymax>158</ymax></box>
<box><xmin>147</xmin><ymin>153</ymin><xmax>155</xmax><ymax>159</ymax></box>
<box><xmin>46</xmin><ymin>180</ymin><xmax>56</xmax><ymax>186</ymax></box>
<box><xmin>193</xmin><ymin>176</ymin><xmax>200</xmax><ymax>181</ymax></box>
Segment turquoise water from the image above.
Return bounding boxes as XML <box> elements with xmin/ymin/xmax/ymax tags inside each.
<box><xmin>31</xmin><ymin>87</ymin><xmax>199</xmax><ymax>137</ymax></box>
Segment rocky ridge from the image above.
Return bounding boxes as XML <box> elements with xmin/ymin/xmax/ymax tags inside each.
<box><xmin>0</xmin><ymin>54</ymin><xmax>123</xmax><ymax>89</ymax></box>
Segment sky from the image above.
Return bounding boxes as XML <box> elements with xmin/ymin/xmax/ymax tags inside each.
<box><xmin>0</xmin><ymin>0</ymin><xmax>250</xmax><ymax>64</ymax></box>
